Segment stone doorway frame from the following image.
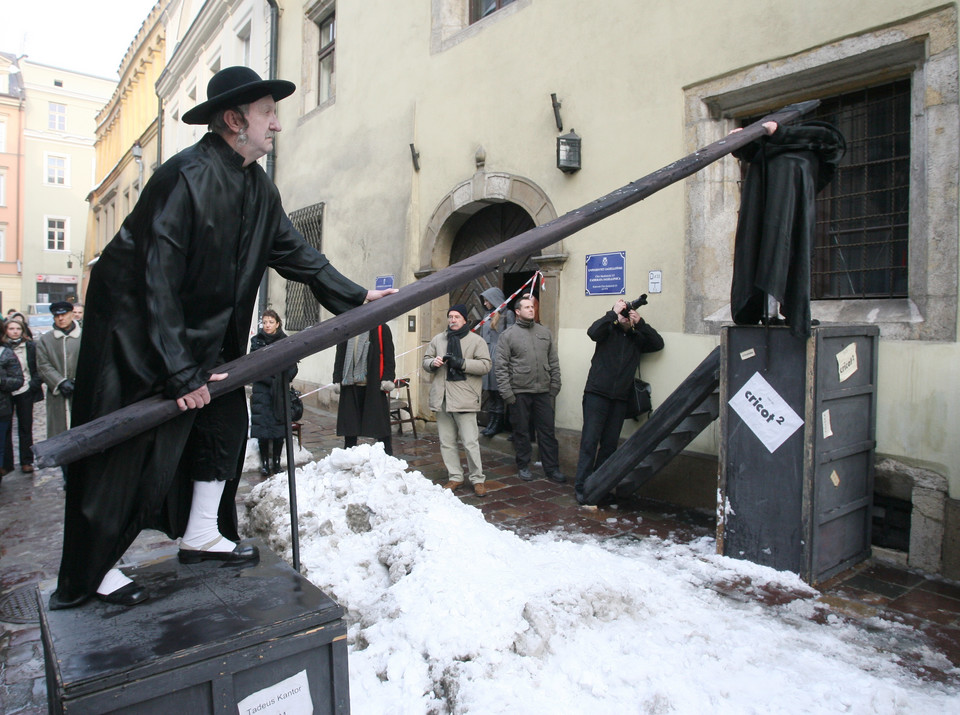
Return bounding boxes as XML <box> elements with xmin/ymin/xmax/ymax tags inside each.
<box><xmin>414</xmin><ymin>170</ymin><xmax>563</xmax><ymax>415</ymax></box>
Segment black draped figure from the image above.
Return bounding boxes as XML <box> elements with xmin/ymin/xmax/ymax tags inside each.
<box><xmin>730</xmin><ymin>121</ymin><xmax>846</xmax><ymax>338</ymax></box>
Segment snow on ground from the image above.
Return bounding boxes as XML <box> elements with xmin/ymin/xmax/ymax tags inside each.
<box><xmin>244</xmin><ymin>444</ymin><xmax>960</xmax><ymax>714</ymax></box>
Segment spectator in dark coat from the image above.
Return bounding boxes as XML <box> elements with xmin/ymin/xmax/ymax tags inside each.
<box><xmin>333</xmin><ymin>324</ymin><xmax>396</xmax><ymax>455</ymax></box>
<box><xmin>2</xmin><ymin>318</ymin><xmax>43</xmax><ymax>474</ymax></box>
<box><xmin>249</xmin><ymin>310</ymin><xmax>297</xmax><ymax>475</ymax></box>
<box><xmin>478</xmin><ymin>287</ymin><xmax>514</xmax><ymax>437</ymax></box>
<box><xmin>574</xmin><ymin>299</ymin><xmax>664</xmax><ymax>504</ymax></box>
<box><xmin>0</xmin><ymin>343</ymin><xmax>25</xmax><ymax>485</ymax></box>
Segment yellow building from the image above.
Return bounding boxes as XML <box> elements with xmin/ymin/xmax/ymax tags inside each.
<box><xmin>257</xmin><ymin>1</ymin><xmax>960</xmax><ymax>575</ymax></box>
<box><xmin>85</xmin><ymin>1</ymin><xmax>168</xmax><ymax>297</ymax></box>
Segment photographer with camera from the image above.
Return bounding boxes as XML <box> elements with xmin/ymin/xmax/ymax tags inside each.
<box><xmin>423</xmin><ymin>305</ymin><xmax>492</xmax><ymax>497</ymax></box>
<box><xmin>574</xmin><ymin>296</ymin><xmax>663</xmax><ymax>504</ymax></box>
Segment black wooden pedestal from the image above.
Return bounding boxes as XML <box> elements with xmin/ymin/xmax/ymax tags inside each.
<box><xmin>39</xmin><ymin>540</ymin><xmax>349</xmax><ymax>714</ymax></box>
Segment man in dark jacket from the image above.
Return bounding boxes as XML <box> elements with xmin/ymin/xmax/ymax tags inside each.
<box><xmin>495</xmin><ymin>297</ymin><xmax>564</xmax><ymax>483</ymax></box>
<box><xmin>49</xmin><ymin>67</ymin><xmax>395</xmax><ymax>610</ymax></box>
<box><xmin>574</xmin><ymin>299</ymin><xmax>663</xmax><ymax>504</ymax></box>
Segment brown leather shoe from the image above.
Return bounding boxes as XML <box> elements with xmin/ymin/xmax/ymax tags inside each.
<box><xmin>21</xmin><ymin>464</ymin><xmax>34</xmax><ymax>473</ymax></box>
<box><xmin>473</xmin><ymin>483</ymin><xmax>487</xmax><ymax>497</ymax></box>
<box><xmin>443</xmin><ymin>480</ymin><xmax>463</xmax><ymax>492</ymax></box>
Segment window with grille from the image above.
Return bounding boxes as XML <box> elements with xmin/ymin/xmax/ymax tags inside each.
<box><xmin>742</xmin><ymin>78</ymin><xmax>911</xmax><ymax>300</ymax></box>
<box><xmin>285</xmin><ymin>202</ymin><xmax>324</xmax><ymax>331</ymax></box>
<box><xmin>470</xmin><ymin>0</ymin><xmax>515</xmax><ymax>23</ymax></box>
<box><xmin>811</xmin><ymin>80</ymin><xmax>910</xmax><ymax>299</ymax></box>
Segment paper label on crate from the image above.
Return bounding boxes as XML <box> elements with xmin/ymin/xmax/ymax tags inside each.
<box><xmin>237</xmin><ymin>669</ymin><xmax>312</xmax><ymax>715</ymax></box>
<box><xmin>836</xmin><ymin>343</ymin><xmax>858</xmax><ymax>383</ymax></box>
<box><xmin>821</xmin><ymin>409</ymin><xmax>833</xmax><ymax>438</ymax></box>
<box><xmin>830</xmin><ymin>470</ymin><xmax>841</xmax><ymax>487</ymax></box>
<box><xmin>739</xmin><ymin>348</ymin><xmax>756</xmax><ymax>361</ymax></box>
<box><xmin>728</xmin><ymin>372</ymin><xmax>803</xmax><ymax>453</ymax></box>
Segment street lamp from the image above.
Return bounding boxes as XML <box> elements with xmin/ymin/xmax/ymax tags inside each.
<box><xmin>557</xmin><ymin>129</ymin><xmax>582</xmax><ymax>173</ymax></box>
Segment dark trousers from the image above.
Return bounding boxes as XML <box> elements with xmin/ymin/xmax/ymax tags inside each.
<box><xmin>344</xmin><ymin>434</ymin><xmax>393</xmax><ymax>455</ymax></box>
<box><xmin>511</xmin><ymin>392</ymin><xmax>559</xmax><ymax>474</ymax></box>
<box><xmin>3</xmin><ymin>392</ymin><xmax>35</xmax><ymax>471</ymax></box>
<box><xmin>574</xmin><ymin>392</ymin><xmax>629</xmax><ymax>496</ymax></box>
<box><xmin>179</xmin><ymin>387</ymin><xmax>248</xmax><ymax>482</ymax></box>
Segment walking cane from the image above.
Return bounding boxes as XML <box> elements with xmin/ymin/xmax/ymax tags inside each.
<box><xmin>281</xmin><ymin>376</ymin><xmax>301</xmax><ymax>572</ymax></box>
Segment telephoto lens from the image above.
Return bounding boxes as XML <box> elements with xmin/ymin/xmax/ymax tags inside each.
<box><xmin>620</xmin><ymin>294</ymin><xmax>648</xmax><ymax>318</ymax></box>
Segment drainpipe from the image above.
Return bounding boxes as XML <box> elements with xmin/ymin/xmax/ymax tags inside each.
<box><xmin>260</xmin><ymin>0</ymin><xmax>281</xmax><ymax>316</ymax></box>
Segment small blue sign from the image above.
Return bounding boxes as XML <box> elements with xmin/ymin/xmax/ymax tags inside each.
<box><xmin>375</xmin><ymin>275</ymin><xmax>395</xmax><ymax>291</ymax></box>
<box><xmin>585</xmin><ymin>252</ymin><xmax>625</xmax><ymax>296</ymax></box>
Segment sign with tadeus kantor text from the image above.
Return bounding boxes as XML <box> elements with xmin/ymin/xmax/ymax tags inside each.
<box><xmin>728</xmin><ymin>372</ymin><xmax>803</xmax><ymax>453</ymax></box>
<box><xmin>236</xmin><ymin>669</ymin><xmax>312</xmax><ymax>715</ymax></box>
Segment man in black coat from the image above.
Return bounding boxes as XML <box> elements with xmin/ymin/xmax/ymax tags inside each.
<box><xmin>574</xmin><ymin>299</ymin><xmax>663</xmax><ymax>504</ymax></box>
<box><xmin>49</xmin><ymin>67</ymin><xmax>395</xmax><ymax>609</ymax></box>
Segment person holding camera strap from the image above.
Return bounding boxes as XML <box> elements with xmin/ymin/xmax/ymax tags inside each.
<box><xmin>574</xmin><ymin>297</ymin><xmax>664</xmax><ymax>504</ymax></box>
<box><xmin>423</xmin><ymin>305</ymin><xmax>492</xmax><ymax>497</ymax></box>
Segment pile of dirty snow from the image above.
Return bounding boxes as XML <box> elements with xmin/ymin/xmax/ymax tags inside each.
<box><xmin>245</xmin><ymin>443</ymin><xmax>959</xmax><ymax>714</ymax></box>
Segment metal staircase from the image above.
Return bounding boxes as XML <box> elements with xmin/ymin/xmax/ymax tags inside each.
<box><xmin>582</xmin><ymin>347</ymin><xmax>722</xmax><ymax>505</ymax></box>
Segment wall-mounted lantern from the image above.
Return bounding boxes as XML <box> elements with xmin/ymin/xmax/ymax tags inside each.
<box><xmin>557</xmin><ymin>129</ymin><xmax>581</xmax><ymax>173</ymax></box>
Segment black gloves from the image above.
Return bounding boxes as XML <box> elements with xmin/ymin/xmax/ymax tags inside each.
<box><xmin>58</xmin><ymin>379</ymin><xmax>75</xmax><ymax>397</ymax></box>
<box><xmin>443</xmin><ymin>354</ymin><xmax>465</xmax><ymax>370</ymax></box>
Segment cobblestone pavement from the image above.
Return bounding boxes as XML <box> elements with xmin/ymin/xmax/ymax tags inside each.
<box><xmin>2</xmin><ymin>402</ymin><xmax>960</xmax><ymax>712</ymax></box>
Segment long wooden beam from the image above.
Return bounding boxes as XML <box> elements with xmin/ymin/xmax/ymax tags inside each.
<box><xmin>33</xmin><ymin>101</ymin><xmax>818</xmax><ymax>467</ymax></box>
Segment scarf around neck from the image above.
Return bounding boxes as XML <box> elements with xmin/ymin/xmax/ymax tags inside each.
<box><xmin>445</xmin><ymin>323</ymin><xmax>471</xmax><ymax>381</ymax></box>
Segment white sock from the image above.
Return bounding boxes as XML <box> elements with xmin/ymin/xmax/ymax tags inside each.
<box><xmin>97</xmin><ymin>568</ymin><xmax>132</xmax><ymax>596</ymax></box>
<box><xmin>180</xmin><ymin>480</ymin><xmax>235</xmax><ymax>552</ymax></box>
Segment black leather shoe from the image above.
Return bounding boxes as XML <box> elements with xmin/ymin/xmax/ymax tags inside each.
<box><xmin>518</xmin><ymin>467</ymin><xmax>533</xmax><ymax>481</ymax></box>
<box><xmin>547</xmin><ymin>472</ymin><xmax>567</xmax><ymax>484</ymax></box>
<box><xmin>178</xmin><ymin>542</ymin><xmax>260</xmax><ymax>565</ymax></box>
<box><xmin>96</xmin><ymin>582</ymin><xmax>150</xmax><ymax>606</ymax></box>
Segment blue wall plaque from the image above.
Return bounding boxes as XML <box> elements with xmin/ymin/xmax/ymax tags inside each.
<box><xmin>375</xmin><ymin>275</ymin><xmax>395</xmax><ymax>291</ymax></box>
<box><xmin>585</xmin><ymin>252</ymin><xmax>626</xmax><ymax>296</ymax></box>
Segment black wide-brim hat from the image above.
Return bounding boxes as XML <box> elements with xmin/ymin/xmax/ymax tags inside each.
<box><xmin>181</xmin><ymin>66</ymin><xmax>296</xmax><ymax>125</ymax></box>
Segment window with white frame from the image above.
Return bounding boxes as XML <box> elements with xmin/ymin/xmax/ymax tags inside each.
<box><xmin>46</xmin><ymin>217</ymin><xmax>67</xmax><ymax>251</ymax></box>
<box><xmin>237</xmin><ymin>21</ymin><xmax>252</xmax><ymax>67</ymax></box>
<box><xmin>0</xmin><ymin>224</ymin><xmax>6</xmax><ymax>260</ymax></box>
<box><xmin>45</xmin><ymin>153</ymin><xmax>68</xmax><ymax>186</ymax></box>
<box><xmin>0</xmin><ymin>169</ymin><xmax>5</xmax><ymax>207</ymax></box>
<box><xmin>0</xmin><ymin>117</ymin><xmax>6</xmax><ymax>153</ymax></box>
<box><xmin>48</xmin><ymin>102</ymin><xmax>66</xmax><ymax>131</ymax></box>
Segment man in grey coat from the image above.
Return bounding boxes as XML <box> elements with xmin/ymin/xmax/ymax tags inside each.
<box><xmin>36</xmin><ymin>301</ymin><xmax>81</xmax><ymax>439</ymax></box>
<box><xmin>495</xmin><ymin>297</ymin><xmax>564</xmax><ymax>483</ymax></box>
<box><xmin>423</xmin><ymin>305</ymin><xmax>492</xmax><ymax>497</ymax></box>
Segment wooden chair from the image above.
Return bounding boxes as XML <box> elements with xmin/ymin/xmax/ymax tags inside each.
<box><xmin>291</xmin><ymin>422</ymin><xmax>302</xmax><ymax>448</ymax></box>
<box><xmin>390</xmin><ymin>380</ymin><xmax>417</xmax><ymax>438</ymax></box>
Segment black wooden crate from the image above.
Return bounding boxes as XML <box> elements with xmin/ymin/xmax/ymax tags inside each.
<box><xmin>718</xmin><ymin>325</ymin><xmax>879</xmax><ymax>584</ymax></box>
<box><xmin>39</xmin><ymin>541</ymin><xmax>350</xmax><ymax>713</ymax></box>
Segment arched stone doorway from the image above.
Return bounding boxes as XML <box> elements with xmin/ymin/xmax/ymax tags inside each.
<box><xmin>448</xmin><ymin>203</ymin><xmax>537</xmax><ymax>322</ymax></box>
<box><xmin>416</xmin><ymin>171</ymin><xmax>564</xmax><ymax>341</ymax></box>
<box><xmin>414</xmin><ymin>170</ymin><xmax>565</xmax><ymax>420</ymax></box>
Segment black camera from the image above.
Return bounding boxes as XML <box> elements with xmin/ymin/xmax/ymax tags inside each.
<box><xmin>620</xmin><ymin>294</ymin><xmax>648</xmax><ymax>318</ymax></box>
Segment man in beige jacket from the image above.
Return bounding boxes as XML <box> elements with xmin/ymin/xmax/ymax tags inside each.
<box><xmin>423</xmin><ymin>304</ymin><xmax>492</xmax><ymax>496</ymax></box>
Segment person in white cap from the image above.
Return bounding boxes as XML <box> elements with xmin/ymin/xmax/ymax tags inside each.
<box><xmin>49</xmin><ymin>67</ymin><xmax>395</xmax><ymax>609</ymax></box>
